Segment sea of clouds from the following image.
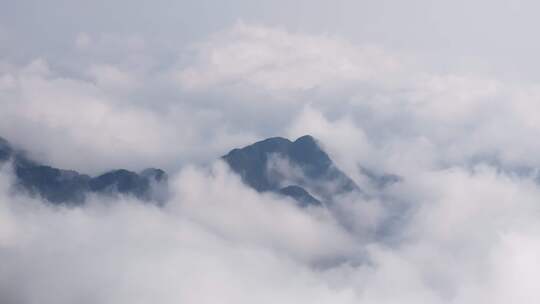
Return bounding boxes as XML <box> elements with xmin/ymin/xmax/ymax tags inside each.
<box><xmin>2</xmin><ymin>21</ymin><xmax>540</xmax><ymax>303</ymax></box>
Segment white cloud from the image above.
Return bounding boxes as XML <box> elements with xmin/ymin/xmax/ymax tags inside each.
<box><xmin>0</xmin><ymin>58</ymin><xmax>257</xmax><ymax>173</ymax></box>
<box><xmin>287</xmin><ymin>106</ymin><xmax>374</xmax><ymax>182</ymax></box>
<box><xmin>3</xmin><ymin>157</ymin><xmax>540</xmax><ymax>303</ymax></box>
<box><xmin>0</xmin><ymin>60</ymin><xmax>176</xmax><ymax>173</ymax></box>
<box><xmin>87</xmin><ymin>64</ymin><xmax>139</xmax><ymax>91</ymax></box>
<box><xmin>168</xmin><ymin>22</ymin><xmax>540</xmax><ymax>174</ymax></box>
<box><xmin>0</xmin><ymin>163</ymin><xmax>361</xmax><ymax>304</ymax></box>
<box><xmin>3</xmin><ymin>21</ymin><xmax>540</xmax><ymax>303</ymax></box>
<box><xmin>176</xmin><ymin>22</ymin><xmax>401</xmax><ymax>91</ymax></box>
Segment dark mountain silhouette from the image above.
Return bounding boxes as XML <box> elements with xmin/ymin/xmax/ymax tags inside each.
<box><xmin>0</xmin><ymin>137</ymin><xmax>167</xmax><ymax>205</ymax></box>
<box><xmin>0</xmin><ymin>137</ymin><xmax>12</xmax><ymax>162</ymax></box>
<box><xmin>0</xmin><ymin>134</ymin><xmax>362</xmax><ymax>207</ymax></box>
<box><xmin>222</xmin><ymin>135</ymin><xmax>360</xmax><ymax>206</ymax></box>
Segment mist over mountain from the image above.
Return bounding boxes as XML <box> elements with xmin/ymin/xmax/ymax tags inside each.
<box><xmin>223</xmin><ymin>135</ymin><xmax>361</xmax><ymax>206</ymax></box>
<box><xmin>4</xmin><ymin>1</ymin><xmax>540</xmax><ymax>303</ymax></box>
<box><xmin>0</xmin><ymin>136</ymin><xmax>168</xmax><ymax>204</ymax></box>
<box><xmin>1</xmin><ymin>134</ymin><xmax>367</xmax><ymax>208</ymax></box>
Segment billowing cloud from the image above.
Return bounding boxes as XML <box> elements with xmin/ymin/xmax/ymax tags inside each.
<box><xmin>172</xmin><ymin>22</ymin><xmax>540</xmax><ymax>173</ymax></box>
<box><xmin>176</xmin><ymin>22</ymin><xmax>401</xmax><ymax>91</ymax></box>
<box><xmin>0</xmin><ymin>163</ymin><xmax>360</xmax><ymax>304</ymax></box>
<box><xmin>0</xmin><ymin>58</ymin><xmax>256</xmax><ymax>174</ymax></box>
<box><xmin>2</xmin><ymin>14</ymin><xmax>540</xmax><ymax>304</ymax></box>
<box><xmin>4</xmin><ymin>22</ymin><xmax>540</xmax><ymax>175</ymax></box>
<box><xmin>2</xmin><ymin>157</ymin><xmax>540</xmax><ymax>303</ymax></box>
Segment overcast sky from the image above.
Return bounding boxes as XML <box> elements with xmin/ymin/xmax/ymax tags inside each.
<box><xmin>4</xmin><ymin>0</ymin><xmax>540</xmax><ymax>80</ymax></box>
<box><xmin>2</xmin><ymin>1</ymin><xmax>540</xmax><ymax>303</ymax></box>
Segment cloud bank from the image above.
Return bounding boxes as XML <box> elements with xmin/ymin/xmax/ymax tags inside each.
<box><xmin>2</xmin><ymin>20</ymin><xmax>540</xmax><ymax>303</ymax></box>
<box><xmin>2</xmin><ymin>158</ymin><xmax>540</xmax><ymax>303</ymax></box>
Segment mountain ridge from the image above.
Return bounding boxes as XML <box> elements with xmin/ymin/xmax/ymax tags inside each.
<box><xmin>0</xmin><ymin>137</ymin><xmax>168</xmax><ymax>204</ymax></box>
<box><xmin>0</xmin><ymin>135</ymin><xmax>360</xmax><ymax>207</ymax></box>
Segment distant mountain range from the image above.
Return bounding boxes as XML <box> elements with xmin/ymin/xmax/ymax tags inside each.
<box><xmin>0</xmin><ymin>137</ymin><xmax>167</xmax><ymax>204</ymax></box>
<box><xmin>0</xmin><ymin>135</ymin><xmax>369</xmax><ymax>206</ymax></box>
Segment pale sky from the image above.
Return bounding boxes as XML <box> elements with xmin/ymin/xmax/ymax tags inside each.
<box><xmin>3</xmin><ymin>0</ymin><xmax>540</xmax><ymax>80</ymax></box>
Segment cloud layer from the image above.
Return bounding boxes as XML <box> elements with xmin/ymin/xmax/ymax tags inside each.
<box><xmin>2</xmin><ymin>19</ymin><xmax>540</xmax><ymax>303</ymax></box>
<box><xmin>2</xmin><ymin>158</ymin><xmax>540</xmax><ymax>303</ymax></box>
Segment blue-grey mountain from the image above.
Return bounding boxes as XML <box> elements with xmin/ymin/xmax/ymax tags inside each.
<box><xmin>0</xmin><ymin>135</ymin><xmax>362</xmax><ymax>207</ymax></box>
<box><xmin>0</xmin><ymin>137</ymin><xmax>167</xmax><ymax>205</ymax></box>
<box><xmin>222</xmin><ymin>135</ymin><xmax>360</xmax><ymax>206</ymax></box>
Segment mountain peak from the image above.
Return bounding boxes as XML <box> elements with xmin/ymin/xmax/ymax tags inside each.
<box><xmin>223</xmin><ymin>135</ymin><xmax>359</xmax><ymax>206</ymax></box>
